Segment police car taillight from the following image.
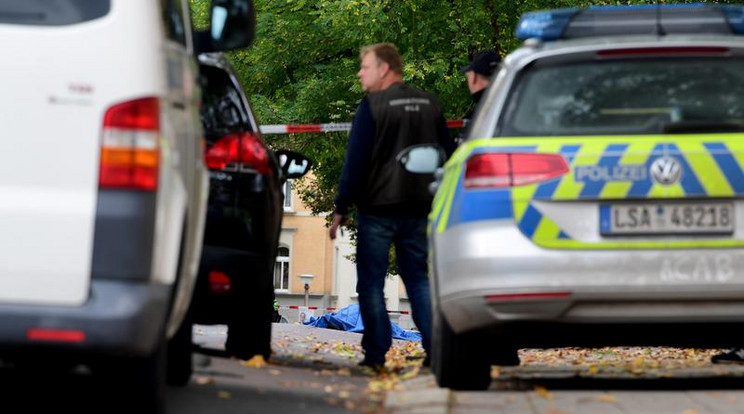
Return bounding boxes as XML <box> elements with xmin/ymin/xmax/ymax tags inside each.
<box><xmin>99</xmin><ymin>97</ymin><xmax>160</xmax><ymax>191</ymax></box>
<box><xmin>205</xmin><ymin>132</ymin><xmax>271</xmax><ymax>175</ymax></box>
<box><xmin>465</xmin><ymin>153</ymin><xmax>569</xmax><ymax>189</ymax></box>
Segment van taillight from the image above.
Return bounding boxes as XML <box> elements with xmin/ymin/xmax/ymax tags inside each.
<box><xmin>465</xmin><ymin>153</ymin><xmax>569</xmax><ymax>189</ymax></box>
<box><xmin>204</xmin><ymin>132</ymin><xmax>271</xmax><ymax>175</ymax></box>
<box><xmin>99</xmin><ymin>97</ymin><xmax>160</xmax><ymax>191</ymax></box>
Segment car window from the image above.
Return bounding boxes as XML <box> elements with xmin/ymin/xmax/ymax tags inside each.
<box><xmin>501</xmin><ymin>58</ymin><xmax>744</xmax><ymax>136</ymax></box>
<box><xmin>200</xmin><ymin>65</ymin><xmax>250</xmax><ymax>135</ymax></box>
<box><xmin>0</xmin><ymin>0</ymin><xmax>110</xmax><ymax>26</ymax></box>
<box><xmin>161</xmin><ymin>0</ymin><xmax>187</xmax><ymax>45</ymax></box>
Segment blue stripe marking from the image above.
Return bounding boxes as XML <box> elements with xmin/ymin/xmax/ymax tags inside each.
<box><xmin>667</xmin><ymin>143</ymin><xmax>705</xmax><ymax>196</ymax></box>
<box><xmin>452</xmin><ymin>190</ymin><xmax>513</xmax><ymax>224</ymax></box>
<box><xmin>557</xmin><ymin>231</ymin><xmax>570</xmax><ymax>239</ymax></box>
<box><xmin>560</xmin><ymin>144</ymin><xmax>582</xmax><ymax>164</ymax></box>
<box><xmin>628</xmin><ymin>143</ymin><xmax>665</xmax><ymax>198</ymax></box>
<box><xmin>518</xmin><ymin>204</ymin><xmax>542</xmax><ymax>238</ymax></box>
<box><xmin>599</xmin><ymin>204</ymin><xmax>612</xmax><ymax>233</ymax></box>
<box><xmin>580</xmin><ymin>144</ymin><xmax>628</xmax><ymax>198</ymax></box>
<box><xmin>705</xmin><ymin>142</ymin><xmax>744</xmax><ymax>195</ymax></box>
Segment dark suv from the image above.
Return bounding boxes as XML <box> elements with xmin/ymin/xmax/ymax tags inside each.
<box><xmin>191</xmin><ymin>53</ymin><xmax>311</xmax><ymax>360</ymax></box>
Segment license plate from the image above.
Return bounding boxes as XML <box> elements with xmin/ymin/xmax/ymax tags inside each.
<box><xmin>600</xmin><ymin>202</ymin><xmax>735</xmax><ymax>235</ymax></box>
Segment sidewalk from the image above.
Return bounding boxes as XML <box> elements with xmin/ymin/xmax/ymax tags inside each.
<box><xmin>385</xmin><ymin>367</ymin><xmax>744</xmax><ymax>414</ymax></box>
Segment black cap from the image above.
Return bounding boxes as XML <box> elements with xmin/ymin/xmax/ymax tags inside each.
<box><xmin>460</xmin><ymin>51</ymin><xmax>501</xmax><ymax>77</ymax></box>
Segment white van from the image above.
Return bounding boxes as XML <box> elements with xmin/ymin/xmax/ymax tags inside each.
<box><xmin>0</xmin><ymin>0</ymin><xmax>254</xmax><ymax>410</ymax></box>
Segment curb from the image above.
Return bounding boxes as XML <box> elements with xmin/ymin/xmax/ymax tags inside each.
<box><xmin>383</xmin><ymin>374</ymin><xmax>450</xmax><ymax>414</ymax></box>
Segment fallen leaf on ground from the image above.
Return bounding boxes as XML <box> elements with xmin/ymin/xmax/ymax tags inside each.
<box><xmin>535</xmin><ymin>386</ymin><xmax>553</xmax><ymax>400</ymax></box>
<box><xmin>595</xmin><ymin>394</ymin><xmax>616</xmax><ymax>403</ymax></box>
<box><xmin>400</xmin><ymin>366</ymin><xmax>420</xmax><ymax>380</ymax></box>
<box><xmin>241</xmin><ymin>355</ymin><xmax>268</xmax><ymax>369</ymax></box>
<box><xmin>193</xmin><ymin>375</ymin><xmax>215</xmax><ymax>385</ymax></box>
<box><xmin>217</xmin><ymin>391</ymin><xmax>231</xmax><ymax>399</ymax></box>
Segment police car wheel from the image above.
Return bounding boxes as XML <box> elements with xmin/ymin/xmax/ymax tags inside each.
<box><xmin>166</xmin><ymin>305</ymin><xmax>194</xmax><ymax>386</ymax></box>
<box><xmin>432</xmin><ymin>308</ymin><xmax>491</xmax><ymax>391</ymax></box>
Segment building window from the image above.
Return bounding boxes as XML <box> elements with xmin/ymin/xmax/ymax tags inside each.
<box><xmin>282</xmin><ymin>180</ymin><xmax>293</xmax><ymax>211</ymax></box>
<box><xmin>274</xmin><ymin>246</ymin><xmax>290</xmax><ymax>291</ymax></box>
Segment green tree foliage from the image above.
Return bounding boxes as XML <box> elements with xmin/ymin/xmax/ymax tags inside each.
<box><xmin>191</xmin><ymin>0</ymin><xmax>740</xmax><ymax>220</ymax></box>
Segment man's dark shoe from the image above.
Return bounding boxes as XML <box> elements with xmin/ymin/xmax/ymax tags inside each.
<box><xmin>712</xmin><ymin>348</ymin><xmax>744</xmax><ymax>364</ymax></box>
<box><xmin>358</xmin><ymin>358</ymin><xmax>385</xmax><ymax>373</ymax></box>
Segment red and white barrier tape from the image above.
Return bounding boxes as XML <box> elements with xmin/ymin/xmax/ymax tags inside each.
<box><xmin>260</xmin><ymin>120</ymin><xmax>465</xmax><ymax>135</ymax></box>
<box><xmin>279</xmin><ymin>305</ymin><xmax>409</xmax><ymax>315</ymax></box>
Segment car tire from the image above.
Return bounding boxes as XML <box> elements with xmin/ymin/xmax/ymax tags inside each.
<box><xmin>166</xmin><ymin>223</ymin><xmax>194</xmax><ymax>386</ymax></box>
<box><xmin>104</xmin><ymin>340</ymin><xmax>167</xmax><ymax>414</ymax></box>
<box><xmin>432</xmin><ymin>307</ymin><xmax>491</xmax><ymax>391</ymax></box>
<box><xmin>166</xmin><ymin>305</ymin><xmax>194</xmax><ymax>386</ymax></box>
<box><xmin>225</xmin><ymin>259</ymin><xmax>273</xmax><ymax>360</ymax></box>
<box><xmin>491</xmin><ymin>341</ymin><xmax>520</xmax><ymax>367</ymax></box>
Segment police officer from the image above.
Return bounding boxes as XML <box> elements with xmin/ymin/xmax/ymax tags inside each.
<box><xmin>329</xmin><ymin>42</ymin><xmax>454</xmax><ymax>371</ymax></box>
<box><xmin>458</xmin><ymin>50</ymin><xmax>501</xmax><ymax>144</ymax></box>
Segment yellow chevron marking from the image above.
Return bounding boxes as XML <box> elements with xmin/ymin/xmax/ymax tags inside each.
<box><xmin>601</xmin><ymin>140</ymin><xmax>655</xmax><ymax>198</ymax></box>
<box><xmin>435</xmin><ymin>166</ymin><xmax>459</xmax><ymax>233</ymax></box>
<box><xmin>435</xmin><ymin>141</ymin><xmax>476</xmax><ymax>233</ymax></box>
<box><xmin>432</xmin><ymin>133</ymin><xmax>744</xmax><ymax>240</ymax></box>
<box><xmin>553</xmin><ymin>140</ymin><xmax>605</xmax><ymax>200</ymax></box>
<box><xmin>532</xmin><ymin>213</ymin><xmax>562</xmax><ymax>241</ymax></box>
<box><xmin>678</xmin><ymin>140</ymin><xmax>733</xmax><ymax>197</ymax></box>
<box><xmin>538</xmin><ymin>239</ymin><xmax>744</xmax><ymax>249</ymax></box>
<box><xmin>600</xmin><ymin>182</ymin><xmax>632</xmax><ymax>199</ymax></box>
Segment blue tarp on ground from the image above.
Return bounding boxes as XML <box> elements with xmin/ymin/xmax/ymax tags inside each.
<box><xmin>303</xmin><ymin>303</ymin><xmax>422</xmax><ymax>341</ymax></box>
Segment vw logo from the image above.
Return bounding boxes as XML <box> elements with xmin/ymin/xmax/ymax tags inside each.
<box><xmin>650</xmin><ymin>156</ymin><xmax>682</xmax><ymax>185</ymax></box>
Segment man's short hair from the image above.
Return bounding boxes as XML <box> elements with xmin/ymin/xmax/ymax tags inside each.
<box><xmin>360</xmin><ymin>43</ymin><xmax>403</xmax><ymax>75</ymax></box>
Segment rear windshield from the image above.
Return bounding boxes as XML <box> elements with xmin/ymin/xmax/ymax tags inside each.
<box><xmin>0</xmin><ymin>0</ymin><xmax>110</xmax><ymax>26</ymax></box>
<box><xmin>199</xmin><ymin>64</ymin><xmax>250</xmax><ymax>136</ymax></box>
<box><xmin>501</xmin><ymin>58</ymin><xmax>744</xmax><ymax>136</ymax></box>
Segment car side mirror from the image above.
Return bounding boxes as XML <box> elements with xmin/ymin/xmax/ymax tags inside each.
<box><xmin>195</xmin><ymin>0</ymin><xmax>256</xmax><ymax>54</ymax></box>
<box><xmin>276</xmin><ymin>150</ymin><xmax>312</xmax><ymax>180</ymax></box>
<box><xmin>396</xmin><ymin>144</ymin><xmax>445</xmax><ymax>174</ymax></box>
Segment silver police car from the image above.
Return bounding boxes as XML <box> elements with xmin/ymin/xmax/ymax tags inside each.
<box><xmin>421</xmin><ymin>4</ymin><xmax>744</xmax><ymax>390</ymax></box>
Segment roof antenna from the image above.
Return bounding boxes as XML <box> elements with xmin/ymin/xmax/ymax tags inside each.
<box><xmin>655</xmin><ymin>0</ymin><xmax>666</xmax><ymax>36</ymax></box>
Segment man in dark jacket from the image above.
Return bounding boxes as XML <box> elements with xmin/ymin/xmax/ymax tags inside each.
<box><xmin>457</xmin><ymin>50</ymin><xmax>501</xmax><ymax>144</ymax></box>
<box><xmin>329</xmin><ymin>42</ymin><xmax>454</xmax><ymax>371</ymax></box>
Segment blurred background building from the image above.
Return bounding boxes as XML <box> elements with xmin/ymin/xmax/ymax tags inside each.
<box><xmin>274</xmin><ymin>177</ymin><xmax>413</xmax><ymax>329</ymax></box>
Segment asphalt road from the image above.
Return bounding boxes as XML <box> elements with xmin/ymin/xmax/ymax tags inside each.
<box><xmin>3</xmin><ymin>323</ymin><xmax>744</xmax><ymax>414</ymax></box>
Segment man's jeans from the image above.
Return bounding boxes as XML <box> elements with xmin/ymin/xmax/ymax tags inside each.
<box><xmin>356</xmin><ymin>212</ymin><xmax>432</xmax><ymax>365</ymax></box>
